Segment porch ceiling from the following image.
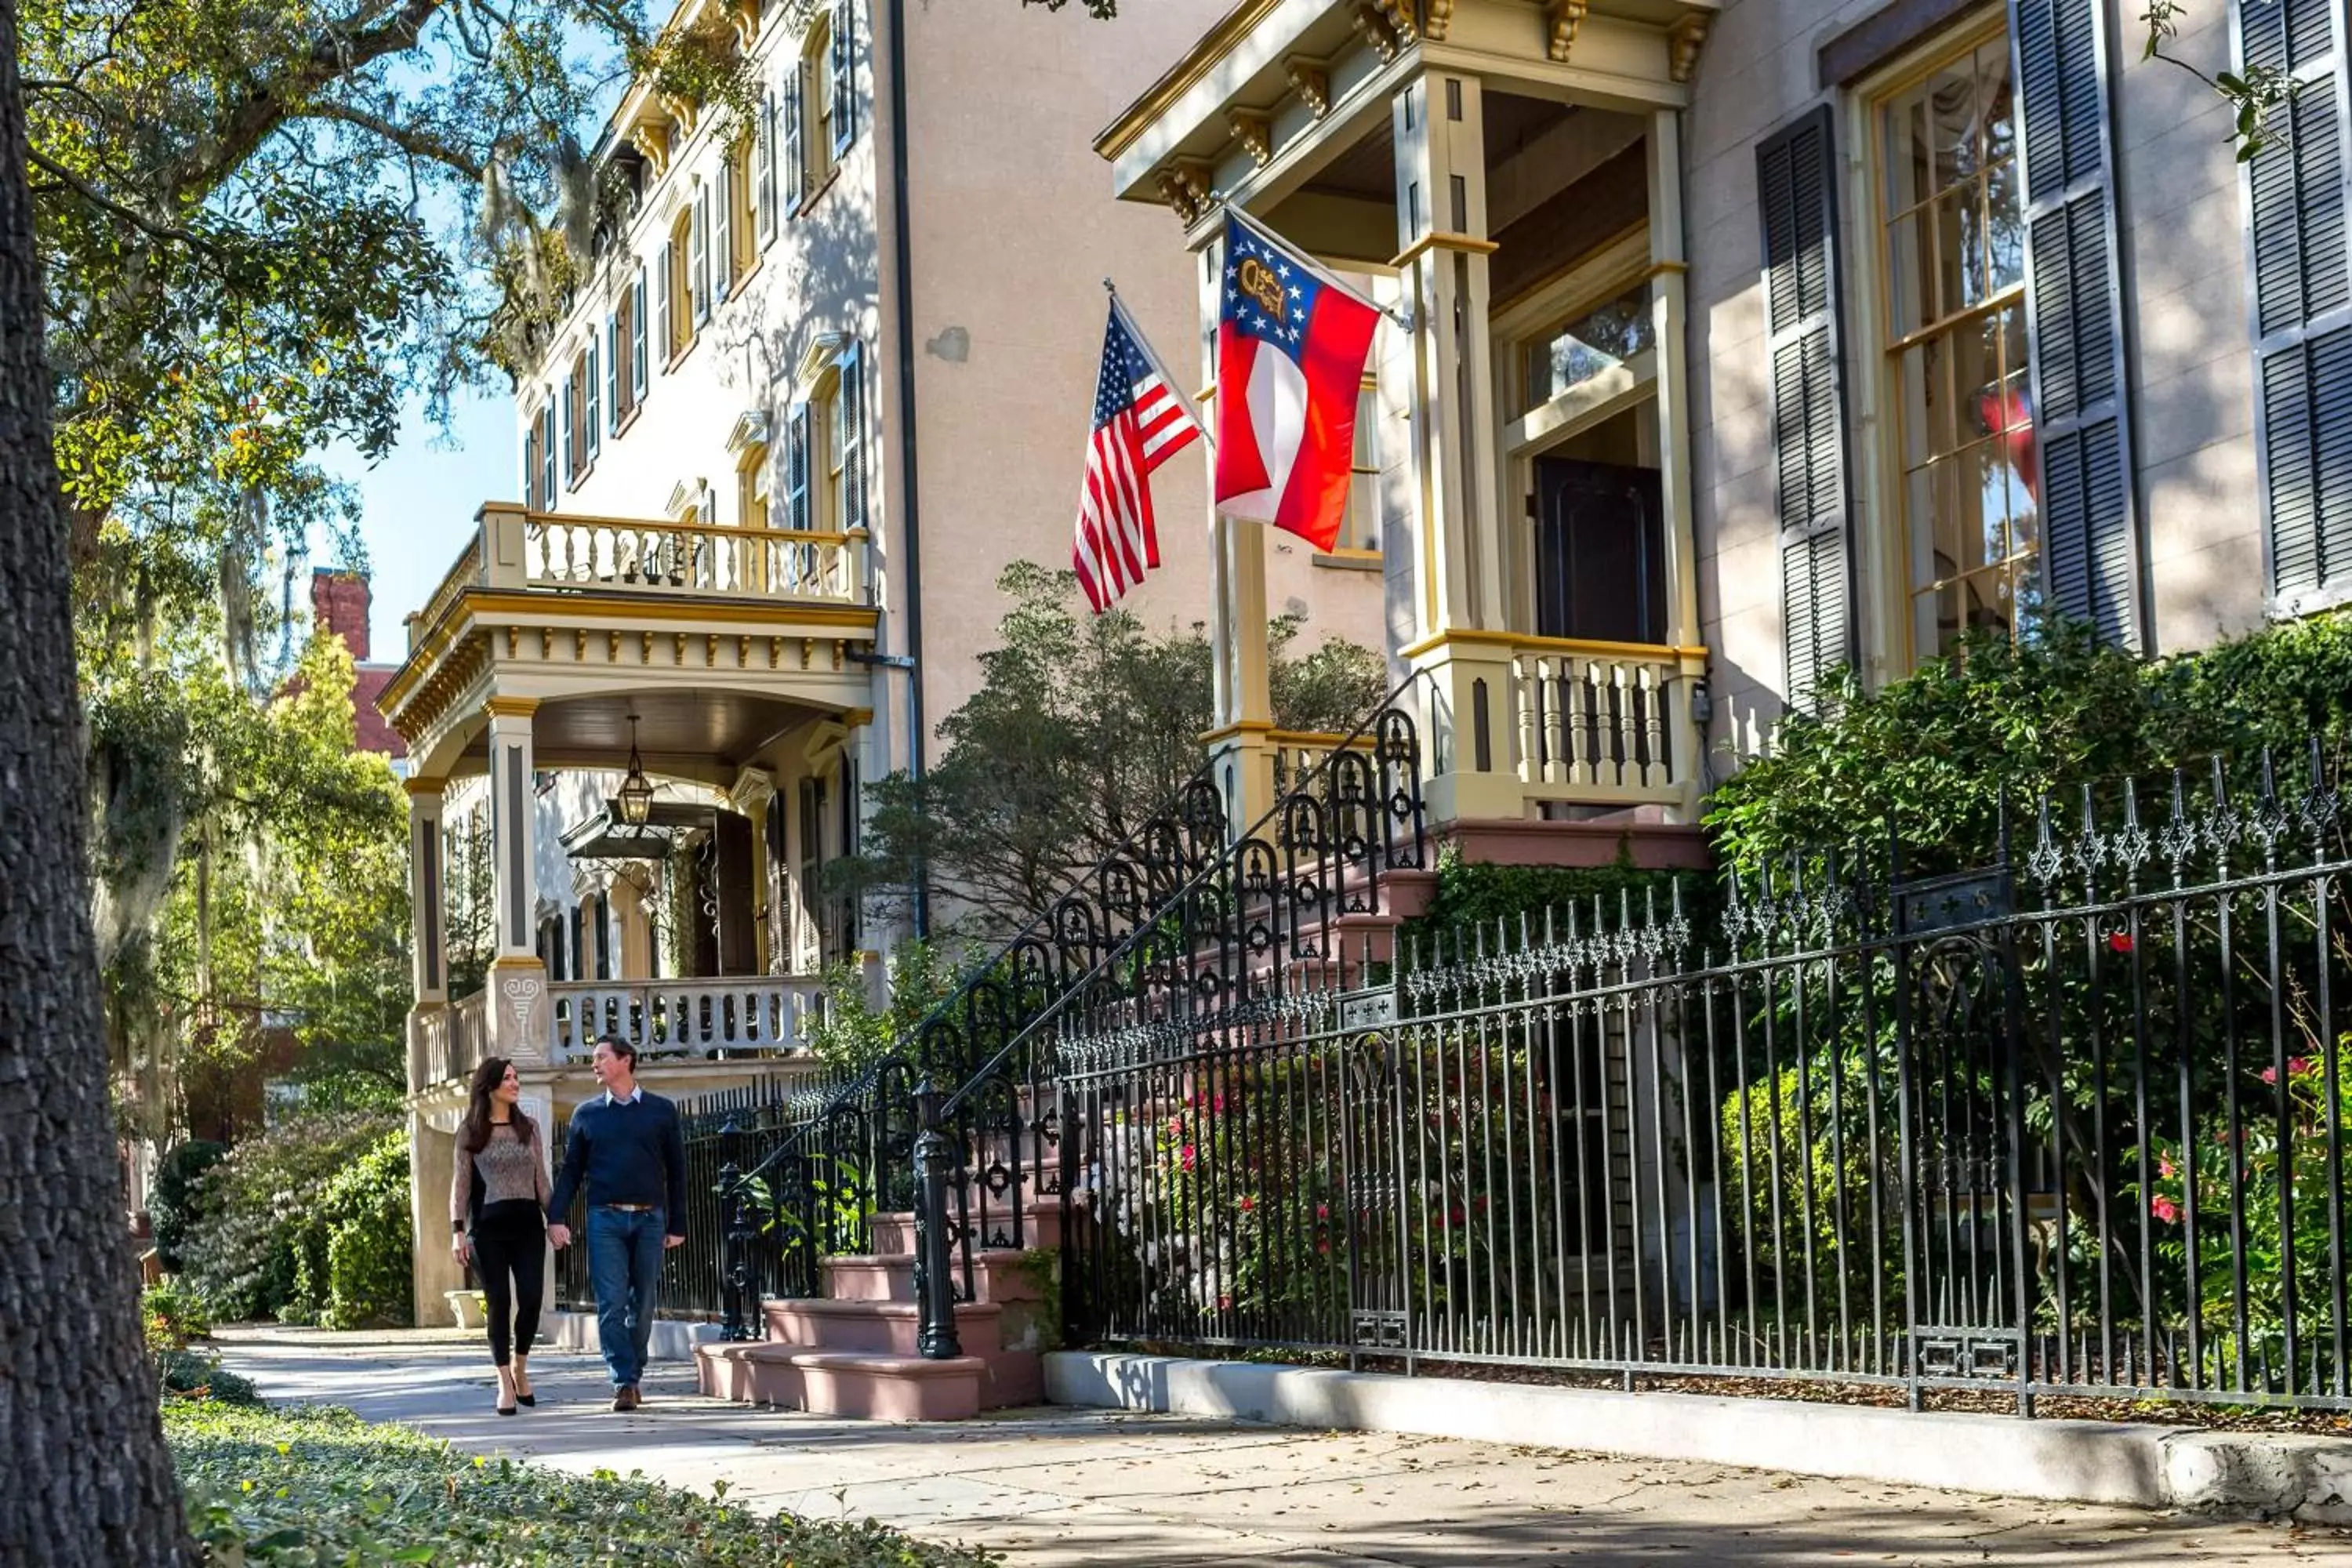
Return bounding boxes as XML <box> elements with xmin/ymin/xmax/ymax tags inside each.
<box><xmin>451</xmin><ymin>689</ymin><xmax>831</xmax><ymax>783</ymax></box>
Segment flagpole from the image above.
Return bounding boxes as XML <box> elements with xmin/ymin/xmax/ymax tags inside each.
<box><xmin>1217</xmin><ymin>201</ymin><xmax>1414</xmax><ymax>333</ymax></box>
<box><xmin>1103</xmin><ymin>278</ymin><xmax>1214</xmax><ymax>452</ymax></box>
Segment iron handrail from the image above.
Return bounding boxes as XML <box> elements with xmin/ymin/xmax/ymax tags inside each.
<box><xmin>931</xmin><ymin>665</ymin><xmax>1430</xmax><ymax>1123</ymax></box>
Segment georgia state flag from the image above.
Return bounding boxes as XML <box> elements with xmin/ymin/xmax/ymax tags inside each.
<box><xmin>1213</xmin><ymin>214</ymin><xmax>1381</xmax><ymax>553</ymax></box>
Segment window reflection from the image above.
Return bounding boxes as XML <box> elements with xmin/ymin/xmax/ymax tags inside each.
<box><xmin>1522</xmin><ymin>283</ymin><xmax>1655</xmax><ymax>413</ymax></box>
<box><xmin>1879</xmin><ymin>34</ymin><xmax>2034</xmax><ymax>665</ymax></box>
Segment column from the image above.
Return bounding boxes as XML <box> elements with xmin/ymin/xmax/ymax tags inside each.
<box><xmin>1393</xmin><ymin>70</ymin><xmax>1520</xmax><ymax>824</ymax></box>
<box><xmin>1201</xmin><ymin>224</ymin><xmax>1279</xmax><ymax>834</ymax></box>
<box><xmin>408</xmin><ymin>1110</ymin><xmax>464</xmax><ymax>1325</ymax></box>
<box><xmin>485</xmin><ymin>697</ymin><xmax>550</xmax><ymax>1065</ymax></box>
<box><xmin>405</xmin><ymin>778</ymin><xmax>448</xmax><ymax>1009</ymax></box>
<box><xmin>1647</xmin><ymin>110</ymin><xmax>1709</xmax><ymax>818</ymax></box>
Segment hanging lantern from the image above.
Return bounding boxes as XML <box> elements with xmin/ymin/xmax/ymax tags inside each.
<box><xmin>618</xmin><ymin>713</ymin><xmax>655</xmax><ymax>826</ymax></box>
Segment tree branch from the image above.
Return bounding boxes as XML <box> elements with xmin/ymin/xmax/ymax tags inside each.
<box><xmin>27</xmin><ymin>149</ymin><xmax>221</xmax><ymax>254</ymax></box>
<box><xmin>301</xmin><ymin>102</ymin><xmax>487</xmax><ymax>181</ymax></box>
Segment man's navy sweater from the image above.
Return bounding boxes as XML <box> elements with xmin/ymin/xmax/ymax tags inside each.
<box><xmin>546</xmin><ymin>1088</ymin><xmax>688</xmax><ymax>1227</ymax></box>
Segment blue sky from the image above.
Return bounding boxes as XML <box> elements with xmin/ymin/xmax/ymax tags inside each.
<box><xmin>320</xmin><ymin>387</ymin><xmax>516</xmax><ymax>658</ymax></box>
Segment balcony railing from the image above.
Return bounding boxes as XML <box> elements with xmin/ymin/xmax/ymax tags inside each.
<box><xmin>408</xmin><ymin>505</ymin><xmax>866</xmax><ymax>649</ymax></box>
<box><xmin>1507</xmin><ymin>636</ymin><xmax>1702</xmax><ymax>808</ymax></box>
<box><xmin>408</xmin><ymin>989</ymin><xmax>492</xmax><ymax>1091</ymax></box>
<box><xmin>548</xmin><ymin>977</ymin><xmax>826</xmax><ymax>1062</ymax></box>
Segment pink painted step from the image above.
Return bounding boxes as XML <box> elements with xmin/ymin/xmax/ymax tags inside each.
<box><xmin>822</xmin><ymin>1247</ymin><xmax>1045</xmax><ymax>1306</ymax></box>
<box><xmin>694</xmin><ymin>1340</ymin><xmax>986</xmax><ymax>1420</ymax></box>
<box><xmin>764</xmin><ymin>1296</ymin><xmax>1004</xmax><ymax>1358</ymax></box>
<box><xmin>869</xmin><ymin>1203</ymin><xmax>1065</xmax><ymax>1255</ymax></box>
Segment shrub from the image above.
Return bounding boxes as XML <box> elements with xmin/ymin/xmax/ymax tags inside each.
<box><xmin>180</xmin><ymin>1112</ymin><xmax>400</xmax><ymax>1323</ymax></box>
<box><xmin>1704</xmin><ymin>614</ymin><xmax>2352</xmax><ymax>875</ymax></box>
<box><xmin>168</xmin><ymin>1401</ymin><xmax>1000</xmax><ymax>1566</ymax></box>
<box><xmin>141</xmin><ymin>1281</ymin><xmax>212</xmax><ymax>1350</ymax></box>
<box><xmin>320</xmin><ymin>1130</ymin><xmax>412</xmax><ymax>1329</ymax></box>
<box><xmin>149</xmin><ymin>1138</ymin><xmax>227</xmax><ymax>1272</ymax></box>
<box><xmin>156</xmin><ymin>1348</ymin><xmax>260</xmax><ymax>1406</ymax></box>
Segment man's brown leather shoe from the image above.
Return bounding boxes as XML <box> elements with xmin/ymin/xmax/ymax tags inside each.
<box><xmin>611</xmin><ymin>1385</ymin><xmax>638</xmax><ymax>1412</ymax></box>
<box><xmin>621</xmin><ymin>1384</ymin><xmax>641</xmax><ymax>1410</ymax></box>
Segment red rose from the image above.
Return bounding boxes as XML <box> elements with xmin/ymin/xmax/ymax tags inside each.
<box><xmin>2106</xmin><ymin>932</ymin><xmax>2135</xmax><ymax>955</ymax></box>
<box><xmin>2151</xmin><ymin>1195</ymin><xmax>2180</xmax><ymax>1224</ymax></box>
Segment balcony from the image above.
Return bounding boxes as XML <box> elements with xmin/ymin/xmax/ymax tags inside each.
<box><xmin>382</xmin><ymin>503</ymin><xmax>880</xmax><ymax>786</ymax></box>
<box><xmin>408</xmin><ymin>976</ymin><xmax>829</xmax><ymax>1091</ymax></box>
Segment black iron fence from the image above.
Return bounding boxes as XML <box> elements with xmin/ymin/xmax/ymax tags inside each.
<box><xmin>1058</xmin><ymin>745</ymin><xmax>2352</xmax><ymax>1414</ymax></box>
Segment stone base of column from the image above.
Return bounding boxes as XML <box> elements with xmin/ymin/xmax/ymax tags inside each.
<box><xmin>486</xmin><ymin>956</ymin><xmax>552</xmax><ymax>1067</ymax></box>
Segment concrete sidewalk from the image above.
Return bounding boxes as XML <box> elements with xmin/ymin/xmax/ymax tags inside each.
<box><xmin>212</xmin><ymin>1325</ymin><xmax>2350</xmax><ymax>1566</ymax></box>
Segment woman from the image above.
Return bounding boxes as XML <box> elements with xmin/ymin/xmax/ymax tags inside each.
<box><xmin>450</xmin><ymin>1057</ymin><xmax>550</xmax><ymax>1415</ymax></box>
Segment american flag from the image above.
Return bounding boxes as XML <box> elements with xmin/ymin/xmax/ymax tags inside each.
<box><xmin>1074</xmin><ymin>297</ymin><xmax>1201</xmax><ymax>614</ymax></box>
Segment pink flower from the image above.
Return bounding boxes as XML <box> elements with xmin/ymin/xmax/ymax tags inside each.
<box><xmin>1213</xmin><ymin>1093</ymin><xmax>1226</xmax><ymax>1113</ymax></box>
<box><xmin>1167</xmin><ymin>1114</ymin><xmax>1185</xmax><ymax>1137</ymax></box>
<box><xmin>2151</xmin><ymin>1195</ymin><xmax>2180</xmax><ymax>1224</ymax></box>
<box><xmin>1218</xmin><ymin>1294</ymin><xmax>1232</xmax><ymax>1311</ymax></box>
<box><xmin>1316</xmin><ymin>1240</ymin><xmax>1332</xmax><ymax>1255</ymax></box>
<box><xmin>2107</xmin><ymin>932</ymin><xmax>2135</xmax><ymax>955</ymax></box>
<box><xmin>1315</xmin><ymin>1203</ymin><xmax>1330</xmax><ymax>1221</ymax></box>
<box><xmin>2290</xmin><ymin>1057</ymin><xmax>2316</xmax><ymax>1078</ymax></box>
<box><xmin>2262</xmin><ymin>1066</ymin><xmax>2280</xmax><ymax>1086</ymax></box>
<box><xmin>1181</xmin><ymin>1144</ymin><xmax>1196</xmax><ymax>1172</ymax></box>
<box><xmin>2158</xmin><ymin>1155</ymin><xmax>2177</xmax><ymax>1179</ymax></box>
<box><xmin>1238</xmin><ymin>1194</ymin><xmax>1256</xmax><ymax>1213</ymax></box>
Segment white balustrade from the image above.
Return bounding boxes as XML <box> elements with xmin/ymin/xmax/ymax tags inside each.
<box><xmin>547</xmin><ymin>978</ymin><xmax>826</xmax><ymax>1062</ymax></box>
<box><xmin>519</xmin><ymin>515</ymin><xmax>860</xmax><ymax>604</ymax></box>
<box><xmin>1509</xmin><ymin>641</ymin><xmax>1692</xmax><ymax>806</ymax></box>
<box><xmin>408</xmin><ymin>989</ymin><xmax>492</xmax><ymax>1091</ymax></box>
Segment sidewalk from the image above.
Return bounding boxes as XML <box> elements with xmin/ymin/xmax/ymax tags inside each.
<box><xmin>212</xmin><ymin>1325</ymin><xmax>2349</xmax><ymax>1566</ymax></box>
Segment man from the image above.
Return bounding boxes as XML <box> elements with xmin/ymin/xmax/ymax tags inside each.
<box><xmin>546</xmin><ymin>1035</ymin><xmax>687</xmax><ymax>1410</ymax></box>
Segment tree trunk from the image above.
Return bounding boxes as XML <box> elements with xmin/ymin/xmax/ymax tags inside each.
<box><xmin>0</xmin><ymin>6</ymin><xmax>196</xmax><ymax>1562</ymax></box>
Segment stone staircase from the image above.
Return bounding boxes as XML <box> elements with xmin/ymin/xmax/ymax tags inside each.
<box><xmin>695</xmin><ymin>792</ymin><xmax>1435</xmax><ymax>1421</ymax></box>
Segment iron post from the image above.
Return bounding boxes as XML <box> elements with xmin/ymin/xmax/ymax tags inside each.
<box><xmin>913</xmin><ymin>1079</ymin><xmax>964</xmax><ymax>1359</ymax></box>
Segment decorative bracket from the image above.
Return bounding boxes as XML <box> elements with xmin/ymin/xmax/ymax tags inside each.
<box><xmin>1229</xmin><ymin>109</ymin><xmax>1274</xmax><ymax>169</ymax></box>
<box><xmin>1156</xmin><ymin>160</ymin><xmax>1214</xmax><ymax>224</ymax></box>
<box><xmin>1285</xmin><ymin>57</ymin><xmax>1331</xmax><ymax>120</ymax></box>
<box><xmin>630</xmin><ymin>120</ymin><xmax>671</xmax><ymax>179</ymax></box>
<box><xmin>1667</xmin><ymin>13</ymin><xmax>1711</xmax><ymax>82</ymax></box>
<box><xmin>1354</xmin><ymin>2</ymin><xmax>1405</xmax><ymax>62</ymax></box>
<box><xmin>1421</xmin><ymin>0</ymin><xmax>1454</xmax><ymax>41</ymax></box>
<box><xmin>1545</xmin><ymin>0</ymin><xmax>1588</xmax><ymax>61</ymax></box>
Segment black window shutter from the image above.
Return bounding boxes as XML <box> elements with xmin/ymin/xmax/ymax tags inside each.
<box><xmin>2241</xmin><ymin>0</ymin><xmax>2352</xmax><ymax>615</ymax></box>
<box><xmin>1756</xmin><ymin>107</ymin><xmax>1853</xmax><ymax>710</ymax></box>
<box><xmin>2013</xmin><ymin>0</ymin><xmax>2140</xmax><ymax>648</ymax></box>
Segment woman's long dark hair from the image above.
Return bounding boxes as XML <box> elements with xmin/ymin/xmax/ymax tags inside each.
<box><xmin>460</xmin><ymin>1057</ymin><xmax>536</xmax><ymax>1154</ymax></box>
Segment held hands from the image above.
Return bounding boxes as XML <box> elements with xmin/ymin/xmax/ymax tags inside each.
<box><xmin>548</xmin><ymin>1223</ymin><xmax>573</xmax><ymax>1250</ymax></box>
<box><xmin>452</xmin><ymin>1236</ymin><xmax>470</xmax><ymax>1264</ymax></box>
<box><xmin>663</xmin><ymin>1233</ymin><xmax>686</xmax><ymax>1250</ymax></box>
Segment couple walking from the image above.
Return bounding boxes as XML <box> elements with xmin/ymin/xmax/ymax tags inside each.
<box><xmin>450</xmin><ymin>1035</ymin><xmax>688</xmax><ymax>1413</ymax></box>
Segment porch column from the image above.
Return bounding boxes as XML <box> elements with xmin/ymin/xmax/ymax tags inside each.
<box><xmin>485</xmin><ymin>697</ymin><xmax>550</xmax><ymax>1065</ymax></box>
<box><xmin>408</xmin><ymin>1110</ymin><xmax>463</xmax><ymax>1325</ymax></box>
<box><xmin>1393</xmin><ymin>70</ymin><xmax>1520</xmax><ymax>824</ymax></box>
<box><xmin>1646</xmin><ymin>111</ymin><xmax>1709</xmax><ymax>816</ymax></box>
<box><xmin>404</xmin><ymin>777</ymin><xmax>448</xmax><ymax>1007</ymax></box>
<box><xmin>1202</xmin><ymin>226</ymin><xmax>1278</xmax><ymax>835</ymax></box>
<box><xmin>728</xmin><ymin>768</ymin><xmax>781</xmax><ymax>973</ymax></box>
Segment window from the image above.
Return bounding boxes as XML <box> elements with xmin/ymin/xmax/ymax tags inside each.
<box><xmin>1338</xmin><ymin>379</ymin><xmax>1380</xmax><ymax>552</ymax></box>
<box><xmin>665</xmin><ymin>209</ymin><xmax>694</xmax><ymax>359</ymax></box>
<box><xmin>538</xmin><ymin>398</ymin><xmax>557</xmax><ymax>507</ymax></box>
<box><xmin>656</xmin><ymin>237</ymin><xmax>676</xmax><ymax>364</ymax></box>
<box><xmin>1871</xmin><ymin>31</ymin><xmax>2033</xmax><ymax>666</ymax></box>
<box><xmin>690</xmin><ymin>185</ymin><xmax>712</xmax><ymax>328</ymax></box>
<box><xmin>1519</xmin><ymin>283</ymin><xmax>1654</xmax><ymax>416</ymax></box>
<box><xmin>630</xmin><ymin>263</ymin><xmax>649</xmax><ymax>402</ymax></box>
<box><xmin>560</xmin><ymin>372</ymin><xmax>575</xmax><ymax>483</ymax></box>
<box><xmin>584</xmin><ymin>339</ymin><xmax>601</xmax><ymax>461</ymax></box>
<box><xmin>783</xmin><ymin>68</ymin><xmax>804</xmax><ymax>214</ymax></box>
<box><xmin>791</xmin><ymin>2</ymin><xmax>855</xmax><ymax>208</ymax></box>
<box><xmin>829</xmin><ymin>0</ymin><xmax>858</xmax><ymax>158</ymax></box>
<box><xmin>728</xmin><ymin>136</ymin><xmax>756</xmax><ymax>285</ymax></box>
<box><xmin>522</xmin><ymin>416</ymin><xmax>539</xmax><ymax>508</ymax></box>
<box><xmin>793</xmin><ymin>343</ymin><xmax>867</xmax><ymax>538</ymax></box>
<box><xmin>603</xmin><ymin>310</ymin><xmax>620</xmax><ymax>434</ymax></box>
<box><xmin>738</xmin><ymin>439</ymin><xmax>771</xmax><ymax>532</ymax></box>
<box><xmin>811</xmin><ymin>16</ymin><xmax>835</xmax><ymax>185</ymax></box>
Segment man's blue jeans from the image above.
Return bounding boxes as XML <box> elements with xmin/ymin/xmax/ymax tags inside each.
<box><xmin>585</xmin><ymin>1206</ymin><xmax>666</xmax><ymax>1389</ymax></box>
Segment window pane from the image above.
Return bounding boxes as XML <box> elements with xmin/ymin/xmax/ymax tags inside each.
<box><xmin>1936</xmin><ymin>183</ymin><xmax>1989</xmax><ymax>315</ymax></box>
<box><xmin>1520</xmin><ymin>282</ymin><xmax>1653</xmax><ymax>412</ymax></box>
<box><xmin>1886</xmin><ymin>209</ymin><xmax>1936</xmax><ymax>337</ymax></box>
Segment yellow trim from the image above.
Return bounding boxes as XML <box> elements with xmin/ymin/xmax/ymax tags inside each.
<box><xmin>488</xmin><ymin>955</ymin><xmax>548</xmax><ymax>973</ymax></box>
<box><xmin>840</xmin><ymin>706</ymin><xmax>875</xmax><ymax>728</ymax></box>
<box><xmin>1388</xmin><ymin>230</ymin><xmax>1500</xmax><ymax>269</ymax></box>
<box><xmin>1096</xmin><ymin>0</ymin><xmax>1287</xmax><ymax>162</ymax></box>
<box><xmin>401</xmin><ymin>775</ymin><xmax>448</xmax><ymax>797</ymax></box>
<box><xmin>1400</xmin><ymin>628</ymin><xmax>1711</xmax><ymax>662</ymax></box>
<box><xmin>1199</xmin><ymin>719</ymin><xmax>1277</xmax><ymax>745</ymax></box>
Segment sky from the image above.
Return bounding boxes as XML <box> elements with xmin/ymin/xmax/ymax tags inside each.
<box><xmin>318</xmin><ymin>388</ymin><xmax>517</xmax><ymax>659</ymax></box>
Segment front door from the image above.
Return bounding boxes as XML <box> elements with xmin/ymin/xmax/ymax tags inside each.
<box><xmin>1534</xmin><ymin>457</ymin><xmax>1667</xmax><ymax>644</ymax></box>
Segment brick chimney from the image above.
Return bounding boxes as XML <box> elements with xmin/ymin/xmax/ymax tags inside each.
<box><xmin>311</xmin><ymin>569</ymin><xmax>372</xmax><ymax>662</ymax></box>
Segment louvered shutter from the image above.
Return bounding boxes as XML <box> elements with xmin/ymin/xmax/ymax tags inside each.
<box><xmin>2012</xmin><ymin>0</ymin><xmax>2140</xmax><ymax>648</ymax></box>
<box><xmin>560</xmin><ymin>375</ymin><xmax>575</xmax><ymax>484</ymax></box>
<box><xmin>1755</xmin><ymin>107</ymin><xmax>1853</xmax><ymax>710</ymax></box>
<box><xmin>785</xmin><ymin>74</ymin><xmax>804</xmax><ymax>213</ymax></box>
<box><xmin>786</xmin><ymin>403</ymin><xmax>811</xmax><ymax>532</ymax></box>
<box><xmin>691</xmin><ymin>187</ymin><xmax>711</xmax><ymax>326</ymax></box>
<box><xmin>522</xmin><ymin>422</ymin><xmax>537</xmax><ymax>508</ymax></box>
<box><xmin>655</xmin><ymin>242</ymin><xmax>673</xmax><ymax>366</ymax></box>
<box><xmin>832</xmin><ymin>0</ymin><xmax>857</xmax><ymax>154</ymax></box>
<box><xmin>585</xmin><ymin>340</ymin><xmax>601</xmax><ymax>459</ymax></box>
<box><xmin>2241</xmin><ymin>0</ymin><xmax>2352</xmax><ymax>614</ymax></box>
<box><xmin>714</xmin><ymin>160</ymin><xmax>734</xmax><ymax>303</ymax></box>
<box><xmin>759</xmin><ymin>89</ymin><xmax>779</xmax><ymax>242</ymax></box>
<box><xmin>839</xmin><ymin>343</ymin><xmax>866</xmax><ymax>535</ymax></box>
<box><xmin>631</xmin><ymin>265</ymin><xmax>649</xmax><ymax>399</ymax></box>
<box><xmin>602</xmin><ymin>314</ymin><xmax>619</xmax><ymax>433</ymax></box>
<box><xmin>539</xmin><ymin>401</ymin><xmax>557</xmax><ymax>506</ymax></box>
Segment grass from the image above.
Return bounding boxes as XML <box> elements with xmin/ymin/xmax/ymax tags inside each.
<box><xmin>166</xmin><ymin>1399</ymin><xmax>1000</xmax><ymax>1566</ymax></box>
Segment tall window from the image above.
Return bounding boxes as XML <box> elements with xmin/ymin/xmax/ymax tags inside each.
<box><xmin>666</xmin><ymin>210</ymin><xmax>694</xmax><ymax>358</ymax></box>
<box><xmin>584</xmin><ymin>339</ymin><xmax>601</xmax><ymax>461</ymax></box>
<box><xmin>1874</xmin><ymin>31</ymin><xmax>2033</xmax><ymax>666</ymax></box>
<box><xmin>630</xmin><ymin>263</ymin><xmax>649</xmax><ymax>402</ymax></box>
<box><xmin>738</xmin><ymin>440</ymin><xmax>771</xmax><ymax>532</ymax></box>
<box><xmin>690</xmin><ymin>185</ymin><xmax>712</xmax><ymax>328</ymax></box>
<box><xmin>538</xmin><ymin>399</ymin><xmax>557</xmax><ymax>508</ymax></box>
<box><xmin>728</xmin><ymin>136</ymin><xmax>757</xmax><ymax>285</ymax></box>
<box><xmin>757</xmin><ymin>89</ymin><xmax>779</xmax><ymax>244</ymax></box>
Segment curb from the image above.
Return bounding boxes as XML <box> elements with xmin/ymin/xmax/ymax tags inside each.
<box><xmin>1042</xmin><ymin>1352</ymin><xmax>2352</xmax><ymax>1523</ymax></box>
<box><xmin>540</xmin><ymin>1309</ymin><xmax>720</xmax><ymax>1363</ymax></box>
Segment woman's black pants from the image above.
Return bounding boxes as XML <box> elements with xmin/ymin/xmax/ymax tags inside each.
<box><xmin>470</xmin><ymin>1201</ymin><xmax>546</xmax><ymax>1367</ymax></box>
